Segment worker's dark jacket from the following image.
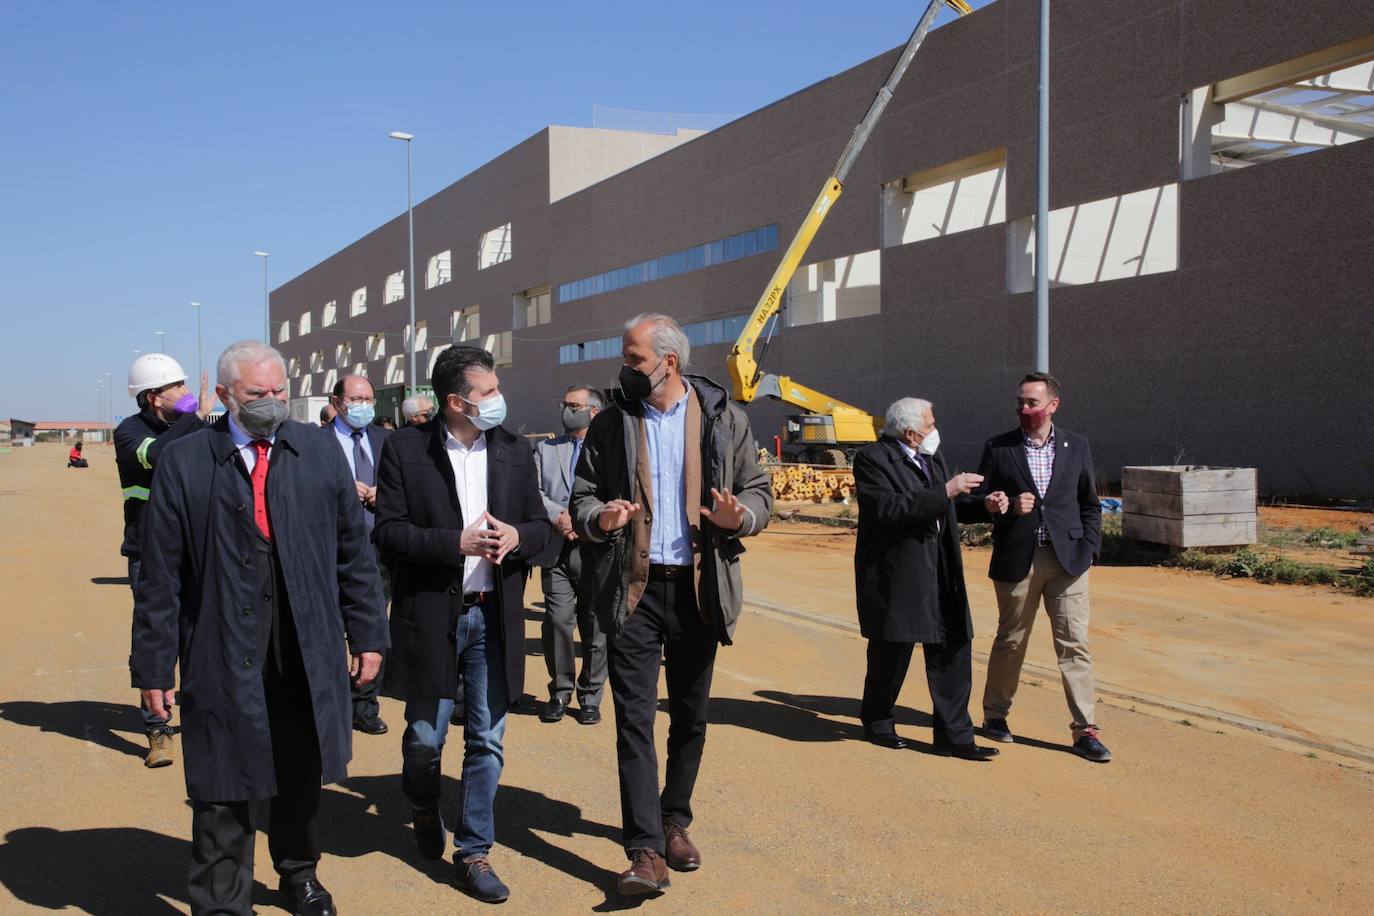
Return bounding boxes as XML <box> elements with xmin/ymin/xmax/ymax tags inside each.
<box><xmin>571</xmin><ymin>374</ymin><xmax>773</xmax><ymax>643</ymax></box>
<box><xmin>114</xmin><ymin>408</ymin><xmax>204</xmax><ymax>557</ymax></box>
<box><xmin>853</xmin><ymin>436</ymin><xmax>979</xmax><ymax>645</ymax></box>
<box><xmin>130</xmin><ymin>417</ymin><xmax>389</xmax><ymax>801</ymax></box>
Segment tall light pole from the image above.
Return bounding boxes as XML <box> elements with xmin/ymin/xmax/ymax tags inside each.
<box><xmin>96</xmin><ymin>380</ymin><xmax>103</xmax><ymax>441</ymax></box>
<box><xmin>190</xmin><ymin>302</ymin><xmax>202</xmax><ymax>383</ymax></box>
<box><xmin>155</xmin><ymin>330</ymin><xmax>166</xmax><ymax>354</ymax></box>
<box><xmin>389</xmin><ymin>130</ymin><xmax>417</xmax><ymax>394</ymax></box>
<box><xmin>253</xmin><ymin>251</ymin><xmax>270</xmax><ymax>343</ymax></box>
<box><xmin>1034</xmin><ymin>0</ymin><xmax>1051</xmax><ymax>372</ymax></box>
<box><xmin>105</xmin><ymin>371</ymin><xmax>113</xmax><ymax>434</ymax></box>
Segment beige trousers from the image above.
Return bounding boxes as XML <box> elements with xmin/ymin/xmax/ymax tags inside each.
<box><xmin>983</xmin><ymin>545</ymin><xmax>1097</xmax><ymax>738</ymax></box>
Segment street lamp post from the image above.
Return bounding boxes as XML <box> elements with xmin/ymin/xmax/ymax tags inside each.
<box><xmin>253</xmin><ymin>251</ymin><xmax>270</xmax><ymax>343</ymax></box>
<box><xmin>389</xmin><ymin>130</ymin><xmax>417</xmax><ymax>395</ymax></box>
<box><xmin>155</xmin><ymin>330</ymin><xmax>166</xmax><ymax>354</ymax></box>
<box><xmin>191</xmin><ymin>302</ymin><xmax>202</xmax><ymax>383</ymax></box>
<box><xmin>96</xmin><ymin>380</ymin><xmax>103</xmax><ymax>441</ymax></box>
<box><xmin>1034</xmin><ymin>0</ymin><xmax>1051</xmax><ymax>372</ymax></box>
<box><xmin>105</xmin><ymin>371</ymin><xmax>113</xmax><ymax>435</ymax></box>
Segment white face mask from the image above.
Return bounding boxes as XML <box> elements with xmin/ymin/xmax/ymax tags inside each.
<box><xmin>916</xmin><ymin>427</ymin><xmax>940</xmax><ymax>456</ymax></box>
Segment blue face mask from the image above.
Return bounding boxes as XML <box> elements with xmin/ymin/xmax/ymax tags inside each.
<box><xmin>342</xmin><ymin>402</ymin><xmax>375</xmax><ymax>430</ymax></box>
<box><xmin>462</xmin><ymin>392</ymin><xmax>507</xmax><ymax>431</ymax></box>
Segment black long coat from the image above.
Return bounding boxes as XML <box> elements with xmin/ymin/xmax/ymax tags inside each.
<box><xmin>130</xmin><ymin>417</ymin><xmax>389</xmax><ymax>801</ymax></box>
<box><xmin>853</xmin><ymin>436</ymin><xmax>975</xmax><ymax>645</ymax></box>
<box><xmin>373</xmin><ymin>420</ymin><xmax>551</xmax><ymax>706</ymax></box>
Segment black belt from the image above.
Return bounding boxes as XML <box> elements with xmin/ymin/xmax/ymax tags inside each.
<box><xmin>462</xmin><ymin>591</ymin><xmax>490</xmax><ymax>606</ymax></box>
<box><xmin>649</xmin><ymin>564</ymin><xmax>692</xmax><ymax>581</ymax></box>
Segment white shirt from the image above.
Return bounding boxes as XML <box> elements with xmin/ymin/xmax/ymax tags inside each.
<box><xmin>444</xmin><ymin>425</ymin><xmax>495</xmax><ymax>593</ymax></box>
<box><xmin>643</xmin><ymin>389</ymin><xmax>694</xmax><ymax>565</ymax></box>
<box><xmin>227</xmin><ymin>413</ymin><xmax>275</xmax><ymax>473</ymax></box>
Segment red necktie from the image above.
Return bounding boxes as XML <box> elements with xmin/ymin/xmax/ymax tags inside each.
<box><xmin>251</xmin><ymin>440</ymin><xmax>272</xmax><ymax>540</ymax></box>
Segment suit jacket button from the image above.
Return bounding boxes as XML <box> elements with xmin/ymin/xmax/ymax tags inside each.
<box><xmin>243</xmin><ymin>657</ymin><xmax>253</xmax><ymax>667</ymax></box>
<box><xmin>235</xmin><ymin>504</ymin><xmax>245</xmax><ymax>513</ymax></box>
<box><xmin>242</xmin><ymin>606</ymin><xmax>253</xmax><ymax>616</ymax></box>
<box><xmin>449</xmin><ymin>585</ymin><xmax>459</xmax><ymax>595</ymax></box>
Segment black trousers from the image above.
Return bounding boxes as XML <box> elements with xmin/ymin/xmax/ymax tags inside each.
<box><xmin>606</xmin><ymin>575</ymin><xmax>718</xmax><ymax>855</ymax></box>
<box><xmin>187</xmin><ymin>544</ymin><xmax>322</xmax><ymax>916</ymax></box>
<box><xmin>860</xmin><ymin>634</ymin><xmax>975</xmax><ymax>745</ymax></box>
<box><xmin>351</xmin><ymin>548</ymin><xmax>390</xmax><ymax>717</ymax></box>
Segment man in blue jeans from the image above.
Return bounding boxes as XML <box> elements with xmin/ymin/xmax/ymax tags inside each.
<box><xmin>374</xmin><ymin>345</ymin><xmax>551</xmax><ymax>903</ymax></box>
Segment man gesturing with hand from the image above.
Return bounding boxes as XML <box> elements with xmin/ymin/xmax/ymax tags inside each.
<box><xmin>373</xmin><ymin>345</ymin><xmax>551</xmax><ymax>904</ymax></box>
<box><xmin>572</xmin><ymin>313</ymin><xmax>772</xmax><ymax>897</ymax></box>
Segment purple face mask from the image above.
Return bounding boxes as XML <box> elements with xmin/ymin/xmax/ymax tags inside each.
<box><xmin>174</xmin><ymin>393</ymin><xmax>199</xmax><ymax>415</ymax></box>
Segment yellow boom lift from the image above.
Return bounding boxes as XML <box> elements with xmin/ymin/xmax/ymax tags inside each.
<box><xmin>727</xmin><ymin>0</ymin><xmax>973</xmax><ymax>465</ymax></box>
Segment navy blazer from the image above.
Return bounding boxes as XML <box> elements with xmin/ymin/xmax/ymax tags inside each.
<box><xmin>965</xmin><ymin>426</ymin><xmax>1102</xmax><ymax>582</ymax></box>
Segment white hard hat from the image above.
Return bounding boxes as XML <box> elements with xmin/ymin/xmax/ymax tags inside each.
<box><xmin>128</xmin><ymin>353</ymin><xmax>188</xmax><ymax>397</ymax></box>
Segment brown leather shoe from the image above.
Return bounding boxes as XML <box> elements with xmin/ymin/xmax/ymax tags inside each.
<box><xmin>663</xmin><ymin>821</ymin><xmax>701</xmax><ymax>871</ymax></box>
<box><xmin>618</xmin><ymin>848</ymin><xmax>670</xmax><ymax>896</ymax></box>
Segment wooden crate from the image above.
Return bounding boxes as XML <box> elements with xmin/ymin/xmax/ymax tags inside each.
<box><xmin>1121</xmin><ymin>466</ymin><xmax>1257</xmax><ymax>548</ymax></box>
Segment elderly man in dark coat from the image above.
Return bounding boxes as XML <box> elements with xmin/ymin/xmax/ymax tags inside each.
<box><xmin>132</xmin><ymin>339</ymin><xmax>389</xmax><ymax>916</ymax></box>
<box><xmin>853</xmin><ymin>396</ymin><xmax>997</xmax><ymax>761</ymax></box>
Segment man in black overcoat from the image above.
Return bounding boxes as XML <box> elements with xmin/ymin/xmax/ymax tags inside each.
<box><xmin>131</xmin><ymin>340</ymin><xmax>389</xmax><ymax>916</ymax></box>
<box><xmin>853</xmin><ymin>396</ymin><xmax>997</xmax><ymax>761</ymax></box>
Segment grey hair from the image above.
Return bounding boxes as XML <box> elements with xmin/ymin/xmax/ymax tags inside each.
<box><xmin>882</xmin><ymin>397</ymin><xmax>932</xmax><ymax>439</ymax></box>
<box><xmin>625</xmin><ymin>312</ymin><xmax>690</xmax><ymax>369</ymax></box>
<box><xmin>566</xmin><ymin>384</ymin><xmax>604</xmax><ymax>410</ymax></box>
<box><xmin>400</xmin><ymin>396</ymin><xmax>424</xmax><ymax>419</ymax></box>
<box><xmin>217</xmin><ymin>339</ymin><xmax>287</xmax><ymax>387</ymax></box>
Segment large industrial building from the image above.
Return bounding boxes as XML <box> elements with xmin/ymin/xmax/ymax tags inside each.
<box><xmin>272</xmin><ymin>0</ymin><xmax>1374</xmax><ymax>498</ymax></box>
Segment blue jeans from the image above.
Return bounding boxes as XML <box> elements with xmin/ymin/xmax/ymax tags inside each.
<box><xmin>401</xmin><ymin>599</ymin><xmax>508</xmax><ymax>858</ymax></box>
<box><xmin>129</xmin><ymin>556</ymin><xmax>171</xmax><ymax>734</ymax></box>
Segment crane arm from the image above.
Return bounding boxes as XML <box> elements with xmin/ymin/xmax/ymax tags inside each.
<box><xmin>727</xmin><ymin>0</ymin><xmax>972</xmax><ymax>408</ymax></box>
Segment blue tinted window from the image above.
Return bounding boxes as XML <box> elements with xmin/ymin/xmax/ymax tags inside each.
<box><xmin>555</xmin><ymin>225</ymin><xmax>778</xmax><ymax>305</ymax></box>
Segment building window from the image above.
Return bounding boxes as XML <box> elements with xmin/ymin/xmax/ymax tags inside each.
<box><xmin>277</xmin><ymin>320</ymin><xmax>290</xmax><ymax>344</ymax></box>
<box><xmin>404</xmin><ymin>320</ymin><xmax>428</xmax><ymax>353</ymax></box>
<box><xmin>324</xmin><ymin>369</ymin><xmax>338</xmax><ymax>393</ymax></box>
<box><xmin>335</xmin><ymin>342</ymin><xmax>352</xmax><ymax>368</ymax></box>
<box><xmin>309</xmin><ymin>350</ymin><xmax>324</xmax><ymax>373</ymax></box>
<box><xmin>287</xmin><ymin>357</ymin><xmax>301</xmax><ymax>378</ymax></box>
<box><xmin>558</xmin><ymin>313</ymin><xmax>776</xmax><ymax>364</ymax></box>
<box><xmin>1182</xmin><ymin>41</ymin><xmax>1374</xmax><ymax>178</ymax></box>
<box><xmin>385</xmin><ymin>354</ymin><xmax>405</xmax><ymax>385</ymax></box>
<box><xmin>427</xmin><ymin>251</ymin><xmax>452</xmax><ymax>288</ymax></box>
<box><xmin>298</xmin><ymin>374</ymin><xmax>314</xmax><ymax>397</ymax></box>
<box><xmin>485</xmin><ymin>330</ymin><xmax>513</xmax><ymax>368</ymax></box>
<box><xmin>352</xmin><ymin>362</ymin><xmax>368</xmax><ymax>378</ymax></box>
<box><xmin>384</xmin><ymin>271</ymin><xmax>405</xmax><ymax>304</ymax></box>
<box><xmin>350</xmin><ymin>287</ymin><xmax>368</xmax><ymax>317</ymax></box>
<box><xmin>452</xmin><ymin>307</ymin><xmax>480</xmax><ymax>344</ymax></box>
<box><xmin>298</xmin><ymin>311</ymin><xmax>312</xmax><ymax>336</ymax></box>
<box><xmin>882</xmin><ymin>150</ymin><xmax>1006</xmax><ymax>247</ymax></box>
<box><xmin>514</xmin><ymin>285</ymin><xmax>552</xmax><ymax>330</ymax></box>
<box><xmin>557</xmin><ymin>224</ymin><xmax>778</xmax><ymax>304</ymax></box>
<box><xmin>427</xmin><ymin>345</ymin><xmax>450</xmax><ymax>378</ymax></box>
<box><xmin>479</xmin><ymin>224</ymin><xmax>512</xmax><ymax>270</ymax></box>
<box><xmin>786</xmin><ymin>250</ymin><xmax>881</xmax><ymax>327</ymax></box>
<box><xmin>366</xmin><ymin>333</ymin><xmax>386</xmax><ymax>362</ymax></box>
<box><xmin>1007</xmin><ymin>183</ymin><xmax>1178</xmax><ymax>292</ymax></box>
<box><xmin>322</xmin><ymin>300</ymin><xmax>338</xmax><ymax>327</ymax></box>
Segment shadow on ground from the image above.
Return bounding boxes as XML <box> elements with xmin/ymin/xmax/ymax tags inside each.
<box><xmin>0</xmin><ymin>826</ymin><xmax>273</xmax><ymax>915</ymax></box>
<box><xmin>0</xmin><ymin>699</ymin><xmax>155</xmax><ymax>759</ymax></box>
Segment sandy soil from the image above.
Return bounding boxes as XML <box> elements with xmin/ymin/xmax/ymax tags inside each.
<box><xmin>0</xmin><ymin>443</ymin><xmax>1370</xmax><ymax>914</ymax></box>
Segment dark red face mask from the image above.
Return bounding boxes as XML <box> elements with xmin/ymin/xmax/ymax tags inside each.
<box><xmin>1018</xmin><ymin>406</ymin><xmax>1050</xmax><ymax>431</ymax></box>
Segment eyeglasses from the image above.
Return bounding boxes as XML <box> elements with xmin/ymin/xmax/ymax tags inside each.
<box><xmin>560</xmin><ymin>402</ymin><xmax>587</xmax><ymax>411</ymax></box>
<box><xmin>340</xmin><ymin>396</ymin><xmax>376</xmax><ymax>406</ymax></box>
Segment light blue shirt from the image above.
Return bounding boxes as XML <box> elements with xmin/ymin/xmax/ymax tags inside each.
<box><xmin>643</xmin><ymin>389</ymin><xmax>694</xmax><ymax>565</ymax></box>
<box><xmin>331</xmin><ymin>416</ymin><xmax>373</xmax><ymax>478</ymax></box>
<box><xmin>227</xmin><ymin>413</ymin><xmax>276</xmax><ymax>472</ymax></box>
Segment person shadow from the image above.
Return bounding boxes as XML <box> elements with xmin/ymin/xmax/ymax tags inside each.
<box><xmin>0</xmin><ymin>826</ymin><xmax>273</xmax><ymax>914</ymax></box>
<box><xmin>0</xmin><ymin>699</ymin><xmax>154</xmax><ymax>760</ymax></box>
<box><xmin>695</xmin><ymin>690</ymin><xmax>951</xmax><ymax>755</ymax></box>
<box><xmin>89</xmin><ymin>576</ymin><xmax>132</xmax><ymax>585</ymax></box>
<box><xmin>320</xmin><ymin>774</ymin><xmax>632</xmax><ymax>907</ymax></box>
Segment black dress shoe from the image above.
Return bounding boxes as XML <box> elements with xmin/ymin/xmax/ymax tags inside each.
<box><xmin>934</xmin><ymin>740</ymin><xmax>999</xmax><ymax>761</ymax></box>
<box><xmin>279</xmin><ymin>875</ymin><xmax>336</xmax><ymax>916</ymax></box>
<box><xmin>540</xmin><ymin>697</ymin><xmax>567</xmax><ymax>723</ymax></box>
<box><xmin>982</xmin><ymin>717</ymin><xmax>1015</xmax><ymax>743</ymax></box>
<box><xmin>413</xmin><ymin>807</ymin><xmax>447</xmax><ymax>859</ymax></box>
<box><xmin>576</xmin><ymin>705</ymin><xmax>601</xmax><ymax>725</ymax></box>
<box><xmin>352</xmin><ymin>713</ymin><xmax>388</xmax><ymax>735</ymax></box>
<box><xmin>864</xmin><ymin>731</ymin><xmax>909</xmax><ymax>750</ymax></box>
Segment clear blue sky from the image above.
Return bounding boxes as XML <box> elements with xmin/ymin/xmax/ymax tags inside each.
<box><xmin>0</xmin><ymin>0</ymin><xmax>993</xmax><ymax>422</ymax></box>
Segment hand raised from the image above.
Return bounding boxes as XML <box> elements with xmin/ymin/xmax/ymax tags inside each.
<box><xmin>985</xmin><ymin>490</ymin><xmax>1010</xmax><ymax>515</ymax></box>
<box><xmin>701</xmin><ymin>487</ymin><xmax>747</xmax><ymax>532</ymax></box>
<box><xmin>1012</xmin><ymin>491</ymin><xmax>1038</xmax><ymax>516</ymax></box>
<box><xmin>944</xmin><ymin>472</ymin><xmax>984</xmax><ymax>499</ymax></box>
<box><xmin>598</xmin><ymin>499</ymin><xmax>641</xmax><ymax>533</ymax></box>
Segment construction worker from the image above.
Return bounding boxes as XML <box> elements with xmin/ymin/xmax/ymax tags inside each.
<box><xmin>114</xmin><ymin>352</ymin><xmax>214</xmax><ymax>768</ymax></box>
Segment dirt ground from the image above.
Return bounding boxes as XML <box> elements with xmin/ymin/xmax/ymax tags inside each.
<box><xmin>1</xmin><ymin>443</ymin><xmax>1371</xmax><ymax>914</ymax></box>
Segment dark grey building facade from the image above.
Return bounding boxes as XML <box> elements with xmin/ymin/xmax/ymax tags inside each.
<box><xmin>272</xmin><ymin>0</ymin><xmax>1374</xmax><ymax>498</ymax></box>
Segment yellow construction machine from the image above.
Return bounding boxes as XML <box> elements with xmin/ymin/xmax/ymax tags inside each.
<box><xmin>727</xmin><ymin>0</ymin><xmax>973</xmax><ymax>466</ymax></box>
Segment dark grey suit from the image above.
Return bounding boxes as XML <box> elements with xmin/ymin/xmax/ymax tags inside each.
<box><xmin>533</xmin><ymin>434</ymin><xmax>606</xmax><ymax>709</ymax></box>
